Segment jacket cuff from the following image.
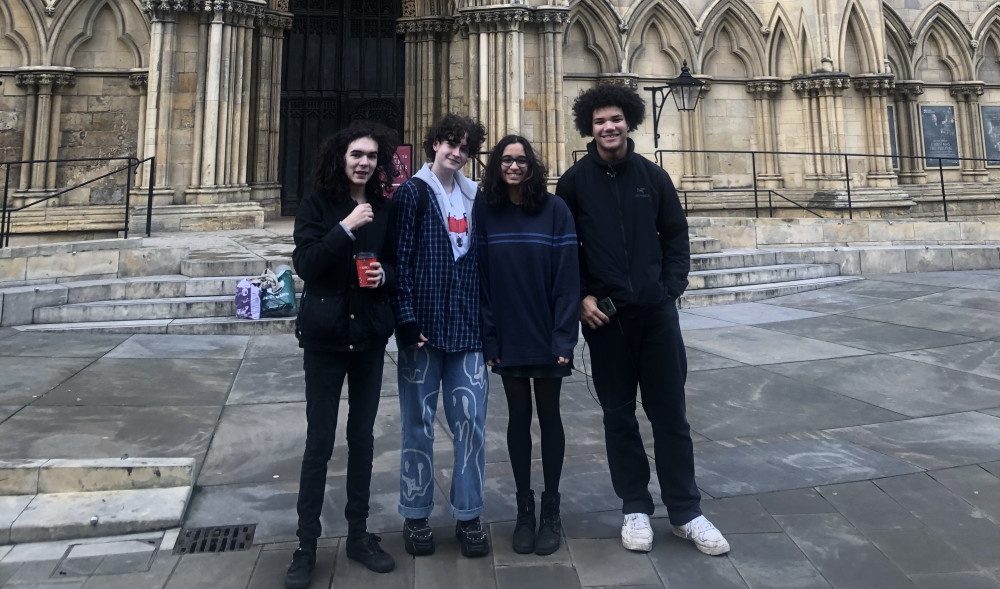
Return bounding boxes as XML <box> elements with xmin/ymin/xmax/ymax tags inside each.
<box><xmin>395</xmin><ymin>321</ymin><xmax>422</xmax><ymax>347</ymax></box>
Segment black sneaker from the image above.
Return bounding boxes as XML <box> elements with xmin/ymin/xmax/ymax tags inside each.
<box><xmin>346</xmin><ymin>533</ymin><xmax>395</xmax><ymax>573</ymax></box>
<box><xmin>284</xmin><ymin>547</ymin><xmax>316</xmax><ymax>589</ymax></box>
<box><xmin>403</xmin><ymin>517</ymin><xmax>435</xmax><ymax>556</ymax></box>
<box><xmin>455</xmin><ymin>517</ymin><xmax>490</xmax><ymax>558</ymax></box>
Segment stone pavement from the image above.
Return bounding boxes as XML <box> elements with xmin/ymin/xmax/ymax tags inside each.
<box><xmin>2</xmin><ymin>269</ymin><xmax>1000</xmax><ymax>588</ymax></box>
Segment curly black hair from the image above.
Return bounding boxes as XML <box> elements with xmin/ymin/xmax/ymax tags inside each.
<box><xmin>571</xmin><ymin>84</ymin><xmax>646</xmax><ymax>137</ymax></box>
<box><xmin>479</xmin><ymin>135</ymin><xmax>548</xmax><ymax>214</ymax></box>
<box><xmin>422</xmin><ymin>113</ymin><xmax>487</xmax><ymax>161</ymax></box>
<box><xmin>313</xmin><ymin>121</ymin><xmax>400</xmax><ymax>205</ymax></box>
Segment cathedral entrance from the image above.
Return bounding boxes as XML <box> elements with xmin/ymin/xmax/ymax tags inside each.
<box><xmin>278</xmin><ymin>0</ymin><xmax>405</xmax><ymax>215</ymax></box>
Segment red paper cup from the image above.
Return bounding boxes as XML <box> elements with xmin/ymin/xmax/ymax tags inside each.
<box><xmin>355</xmin><ymin>252</ymin><xmax>377</xmax><ymax>286</ymax></box>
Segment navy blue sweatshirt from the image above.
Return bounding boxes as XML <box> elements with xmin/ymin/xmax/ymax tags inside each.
<box><xmin>474</xmin><ymin>193</ymin><xmax>580</xmax><ymax>367</ymax></box>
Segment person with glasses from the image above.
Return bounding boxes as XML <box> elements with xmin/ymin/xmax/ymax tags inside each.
<box><xmin>474</xmin><ymin>135</ymin><xmax>579</xmax><ymax>555</ymax></box>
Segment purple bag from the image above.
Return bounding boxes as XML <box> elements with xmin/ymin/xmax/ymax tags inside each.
<box><xmin>235</xmin><ymin>278</ymin><xmax>261</xmax><ymax>319</ymax></box>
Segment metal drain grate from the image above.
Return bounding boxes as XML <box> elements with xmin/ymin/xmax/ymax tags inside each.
<box><xmin>173</xmin><ymin>524</ymin><xmax>256</xmax><ymax>555</ymax></box>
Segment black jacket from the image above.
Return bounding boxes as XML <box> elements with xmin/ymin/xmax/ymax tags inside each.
<box><xmin>555</xmin><ymin>138</ymin><xmax>689</xmax><ymax>311</ymax></box>
<box><xmin>292</xmin><ymin>191</ymin><xmax>397</xmax><ymax>352</ymax></box>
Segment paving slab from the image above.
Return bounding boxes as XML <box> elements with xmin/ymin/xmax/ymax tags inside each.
<box><xmin>0</xmin><ymin>357</ymin><xmax>93</xmax><ymax>404</ymax></box>
<box><xmin>774</xmin><ymin>512</ymin><xmax>915</xmax><ymax>589</ymax></box>
<box><xmin>760</xmin><ymin>289</ymin><xmax>896</xmax><ymax>314</ymax></box>
<box><xmin>330</xmin><ymin>532</ymin><xmax>414</xmax><ymax>588</ymax></box>
<box><xmin>863</xmin><ymin>270</ymin><xmax>996</xmax><ymax>288</ymax></box>
<box><xmin>827</xmin><ymin>412</ymin><xmax>1000</xmax><ymax>470</ymax></box>
<box><xmin>247</xmin><ymin>545</ymin><xmax>337</xmax><ymax>589</ymax></box>
<box><xmin>926</xmin><ymin>465</ymin><xmax>1000</xmax><ymax>523</ymax></box>
<box><xmin>686</xmin><ymin>348</ymin><xmax>746</xmax><ymax>371</ymax></box>
<box><xmin>758</xmin><ymin>315</ymin><xmax>976</xmax><ymax>353</ymax></box>
<box><xmin>489</xmin><ymin>519</ymin><xmax>573</xmax><ymax>566</ymax></box>
<box><xmin>683</xmin><ymin>325</ymin><xmax>871</xmax><ymax>365</ymax></box>
<box><xmin>0</xmin><ymin>333</ymin><xmax>128</xmax><ymax>358</ymax></box>
<box><xmin>845</xmin><ymin>300</ymin><xmax>1000</xmax><ymax>339</ymax></box>
<box><xmin>724</xmin><ymin>533</ymin><xmax>831</xmax><ymax>589</ymax></box>
<box><xmin>495</xmin><ymin>563</ymin><xmax>583</xmax><ymax>589</ymax></box>
<box><xmin>911</xmin><ymin>287</ymin><xmax>1000</xmax><ymax>312</ymax></box>
<box><xmin>798</xmin><ymin>278</ymin><xmax>949</xmax><ymax>300</ymax></box>
<box><xmin>755</xmin><ymin>488</ymin><xmax>839</xmax><ymax>516</ymax></box>
<box><xmin>681</xmin><ymin>302</ymin><xmax>824</xmax><ymax>325</ymax></box>
<box><xmin>197</xmin><ymin>402</ymin><xmax>306</xmax><ymax>486</ymax></box>
<box><xmin>412</xmin><ymin>526</ymin><xmax>497</xmax><ymax>588</ymax></box>
<box><xmin>695</xmin><ymin>496</ymin><xmax>781</xmax><ymax>534</ymax></box>
<box><xmin>764</xmin><ymin>355</ymin><xmax>1000</xmax><ymax>417</ymax></box>
<box><xmin>647</xmin><ymin>541</ymin><xmax>748</xmax><ymax>589</ymax></box>
<box><xmin>162</xmin><ymin>549</ymin><xmax>260</xmax><ymax>589</ymax></box>
<box><xmin>686</xmin><ymin>366</ymin><xmax>904</xmax><ymax>440</ymax></box>
<box><xmin>0</xmin><ymin>406</ymin><xmax>17</xmax><ymax>422</ymax></box>
<box><xmin>908</xmin><ymin>571</ymin><xmax>1000</xmax><ymax>589</ymax></box>
<box><xmin>104</xmin><ymin>334</ymin><xmax>249</xmax><ymax>359</ymax></box>
<box><xmin>243</xmin><ymin>334</ymin><xmax>301</xmax><ymax>358</ymax></box>
<box><xmin>37</xmin><ymin>358</ymin><xmax>239</xmax><ymax>406</ymax></box>
<box><xmin>863</xmin><ymin>527</ymin><xmax>976</xmax><ymax>575</ymax></box>
<box><xmin>694</xmin><ymin>439</ymin><xmax>922</xmax><ymax>497</ymax></box>
<box><xmin>816</xmin><ymin>480</ymin><xmax>924</xmax><ymax>532</ymax></box>
<box><xmin>566</xmin><ymin>537</ymin><xmax>661</xmax><ymax>586</ymax></box>
<box><xmin>678</xmin><ymin>312</ymin><xmax>737</xmax><ymax>330</ymax></box>
<box><xmin>0</xmin><ymin>406</ymin><xmax>221</xmax><ymax>466</ymax></box>
<box><xmin>227</xmin><ymin>356</ymin><xmax>306</xmax><ymax>405</ymax></box>
<box><xmin>893</xmin><ymin>340</ymin><xmax>1000</xmax><ymax>380</ymax></box>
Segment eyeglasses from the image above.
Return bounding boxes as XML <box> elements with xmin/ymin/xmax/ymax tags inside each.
<box><xmin>500</xmin><ymin>156</ymin><xmax>528</xmax><ymax>168</ymax></box>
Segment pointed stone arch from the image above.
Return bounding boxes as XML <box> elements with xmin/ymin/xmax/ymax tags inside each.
<box><xmin>840</xmin><ymin>0</ymin><xmax>880</xmax><ymax>74</ymax></box>
<box><xmin>912</xmin><ymin>3</ymin><xmax>973</xmax><ymax>81</ymax></box>
<box><xmin>0</xmin><ymin>0</ymin><xmax>37</xmax><ymax>66</ymax></box>
<box><xmin>564</xmin><ymin>2</ymin><xmax>619</xmax><ymax>74</ymax></box>
<box><xmin>626</xmin><ymin>0</ymin><xmax>696</xmax><ymax>75</ymax></box>
<box><xmin>971</xmin><ymin>3</ymin><xmax>1000</xmax><ymax>82</ymax></box>
<box><xmin>882</xmin><ymin>4</ymin><xmax>913</xmax><ymax>79</ymax></box>
<box><xmin>52</xmin><ymin>0</ymin><xmax>147</xmax><ymax>68</ymax></box>
<box><xmin>700</xmin><ymin>0</ymin><xmax>765</xmax><ymax>79</ymax></box>
<box><xmin>766</xmin><ymin>9</ymin><xmax>799</xmax><ymax>78</ymax></box>
<box><xmin>797</xmin><ymin>14</ymin><xmax>816</xmax><ymax>74</ymax></box>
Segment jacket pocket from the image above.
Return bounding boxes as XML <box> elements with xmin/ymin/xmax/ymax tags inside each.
<box><xmin>295</xmin><ymin>293</ymin><xmax>348</xmax><ymax>342</ymax></box>
<box><xmin>348</xmin><ymin>289</ymin><xmax>396</xmax><ymax>342</ymax></box>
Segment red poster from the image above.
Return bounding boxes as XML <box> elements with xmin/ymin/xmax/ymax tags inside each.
<box><xmin>385</xmin><ymin>144</ymin><xmax>412</xmax><ymax>198</ymax></box>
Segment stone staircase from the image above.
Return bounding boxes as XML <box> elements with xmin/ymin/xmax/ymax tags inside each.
<box><xmin>1</xmin><ymin>234</ymin><xmax>858</xmax><ymax>333</ymax></box>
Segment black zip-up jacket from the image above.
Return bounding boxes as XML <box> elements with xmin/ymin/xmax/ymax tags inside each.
<box><xmin>555</xmin><ymin>138</ymin><xmax>690</xmax><ymax>312</ymax></box>
<box><xmin>292</xmin><ymin>191</ymin><xmax>398</xmax><ymax>352</ymax></box>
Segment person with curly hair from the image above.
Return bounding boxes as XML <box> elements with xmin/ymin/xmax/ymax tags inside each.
<box><xmin>474</xmin><ymin>135</ymin><xmax>579</xmax><ymax>555</ymax></box>
<box><xmin>391</xmin><ymin>113</ymin><xmax>494</xmax><ymax>558</ymax></box>
<box><xmin>556</xmin><ymin>84</ymin><xmax>730</xmax><ymax>557</ymax></box>
<box><xmin>285</xmin><ymin>122</ymin><xmax>401</xmax><ymax>588</ymax></box>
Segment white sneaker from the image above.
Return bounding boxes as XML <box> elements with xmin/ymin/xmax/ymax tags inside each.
<box><xmin>671</xmin><ymin>515</ymin><xmax>730</xmax><ymax>555</ymax></box>
<box><xmin>621</xmin><ymin>513</ymin><xmax>653</xmax><ymax>552</ymax></box>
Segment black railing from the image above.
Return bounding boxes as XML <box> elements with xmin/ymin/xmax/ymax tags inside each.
<box><xmin>1</xmin><ymin>156</ymin><xmax>156</xmax><ymax>248</ymax></box>
<box><xmin>652</xmin><ymin>148</ymin><xmax>995</xmax><ymax>221</ymax></box>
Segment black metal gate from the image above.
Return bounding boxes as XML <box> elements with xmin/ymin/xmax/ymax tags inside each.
<box><xmin>279</xmin><ymin>0</ymin><xmax>404</xmax><ymax>215</ymax></box>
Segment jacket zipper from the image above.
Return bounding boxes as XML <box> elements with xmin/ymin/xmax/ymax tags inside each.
<box><xmin>609</xmin><ymin>165</ymin><xmax>634</xmax><ymax>295</ymax></box>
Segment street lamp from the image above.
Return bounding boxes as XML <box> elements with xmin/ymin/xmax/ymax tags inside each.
<box><xmin>644</xmin><ymin>60</ymin><xmax>705</xmax><ymax>148</ymax></box>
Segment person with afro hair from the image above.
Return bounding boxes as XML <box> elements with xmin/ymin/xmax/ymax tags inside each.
<box><xmin>556</xmin><ymin>84</ymin><xmax>731</xmax><ymax>557</ymax></box>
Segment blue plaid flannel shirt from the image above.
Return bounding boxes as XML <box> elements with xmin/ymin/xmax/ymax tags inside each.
<box><xmin>391</xmin><ymin>176</ymin><xmax>482</xmax><ymax>352</ymax></box>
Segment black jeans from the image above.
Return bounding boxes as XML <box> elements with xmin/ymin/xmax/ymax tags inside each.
<box><xmin>296</xmin><ymin>347</ymin><xmax>385</xmax><ymax>545</ymax></box>
<box><xmin>582</xmin><ymin>302</ymin><xmax>702</xmax><ymax>526</ymax></box>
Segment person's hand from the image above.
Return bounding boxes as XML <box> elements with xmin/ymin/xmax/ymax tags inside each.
<box><xmin>581</xmin><ymin>295</ymin><xmax>610</xmax><ymax>330</ymax></box>
<box><xmin>342</xmin><ymin>203</ymin><xmax>374</xmax><ymax>232</ymax></box>
<box><xmin>557</xmin><ymin>356</ymin><xmax>569</xmax><ymax>366</ymax></box>
<box><xmin>487</xmin><ymin>357</ymin><xmax>500</xmax><ymax>367</ymax></box>
<box><xmin>411</xmin><ymin>333</ymin><xmax>428</xmax><ymax>349</ymax></box>
<box><xmin>362</xmin><ymin>260</ymin><xmax>383</xmax><ymax>288</ymax></box>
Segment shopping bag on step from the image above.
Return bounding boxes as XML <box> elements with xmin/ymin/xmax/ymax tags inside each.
<box><xmin>235</xmin><ymin>278</ymin><xmax>261</xmax><ymax>319</ymax></box>
<box><xmin>259</xmin><ymin>264</ymin><xmax>298</xmax><ymax>318</ymax></box>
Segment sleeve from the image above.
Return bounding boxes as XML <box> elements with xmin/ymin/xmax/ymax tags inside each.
<box><xmin>377</xmin><ymin>200</ymin><xmax>398</xmax><ymax>292</ymax></box>
<box><xmin>655</xmin><ymin>168</ymin><xmax>691</xmax><ymax>299</ymax></box>
<box><xmin>292</xmin><ymin>194</ymin><xmax>353</xmax><ymax>284</ymax></box>
<box><xmin>555</xmin><ymin>169</ymin><xmax>590</xmax><ymax>301</ymax></box>
<box><xmin>474</xmin><ymin>198</ymin><xmax>499</xmax><ymax>361</ymax></box>
<box><xmin>550</xmin><ymin>197</ymin><xmax>581</xmax><ymax>358</ymax></box>
<box><xmin>390</xmin><ymin>181</ymin><xmax>422</xmax><ymax>346</ymax></box>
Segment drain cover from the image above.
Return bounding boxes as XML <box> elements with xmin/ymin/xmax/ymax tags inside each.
<box><xmin>173</xmin><ymin>525</ymin><xmax>256</xmax><ymax>554</ymax></box>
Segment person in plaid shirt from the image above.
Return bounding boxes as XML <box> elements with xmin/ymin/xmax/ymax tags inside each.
<box><xmin>391</xmin><ymin>114</ymin><xmax>492</xmax><ymax>558</ymax></box>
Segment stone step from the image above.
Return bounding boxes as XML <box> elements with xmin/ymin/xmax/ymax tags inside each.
<box><xmin>690</xmin><ymin>236</ymin><xmax>721</xmax><ymax>255</ymax></box>
<box><xmin>691</xmin><ymin>250</ymin><xmax>779</xmax><ymax>271</ymax></box>
<box><xmin>13</xmin><ymin>316</ymin><xmax>296</xmax><ymax>335</ymax></box>
<box><xmin>180</xmin><ymin>255</ymin><xmax>292</xmax><ymax>278</ymax></box>
<box><xmin>679</xmin><ymin>275</ymin><xmax>863</xmax><ymax>308</ymax></box>
<box><xmin>688</xmin><ymin>263</ymin><xmax>841</xmax><ymax>290</ymax></box>
<box><xmin>54</xmin><ymin>274</ymin><xmax>306</xmax><ymax>302</ymax></box>
<box><xmin>34</xmin><ymin>295</ymin><xmax>237</xmax><ymax>323</ymax></box>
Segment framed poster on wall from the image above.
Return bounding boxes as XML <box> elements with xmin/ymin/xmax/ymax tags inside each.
<box><xmin>982</xmin><ymin>106</ymin><xmax>1000</xmax><ymax>165</ymax></box>
<box><xmin>921</xmin><ymin>105</ymin><xmax>959</xmax><ymax>167</ymax></box>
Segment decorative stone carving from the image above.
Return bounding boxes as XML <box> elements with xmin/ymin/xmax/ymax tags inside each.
<box><xmin>271</xmin><ymin>0</ymin><xmax>289</xmax><ymax>11</ymax></box>
<box><xmin>401</xmin><ymin>0</ymin><xmax>416</xmax><ymax>18</ymax></box>
<box><xmin>970</xmin><ymin>39</ymin><xmax>979</xmax><ymax>49</ymax></box>
<box><xmin>129</xmin><ymin>73</ymin><xmax>149</xmax><ymax>88</ymax></box>
<box><xmin>791</xmin><ymin>73</ymin><xmax>851</xmax><ymax>95</ymax></box>
<box><xmin>596</xmin><ymin>75</ymin><xmax>638</xmax><ymax>89</ymax></box>
<box><xmin>15</xmin><ymin>72</ymin><xmax>76</xmax><ymax>88</ymax></box>
<box><xmin>760</xmin><ymin>26</ymin><xmax>770</xmax><ymax>36</ymax></box>
<box><xmin>44</xmin><ymin>0</ymin><xmax>57</xmax><ymax>17</ymax></box>
<box><xmin>141</xmin><ymin>0</ymin><xmax>264</xmax><ymax>18</ymax></box>
<box><xmin>746</xmin><ymin>80</ymin><xmax>782</xmax><ymax>98</ymax></box>
<box><xmin>397</xmin><ymin>17</ymin><xmax>454</xmax><ymax>35</ymax></box>
<box><xmin>950</xmin><ymin>83</ymin><xmax>985</xmax><ymax>101</ymax></box>
<box><xmin>456</xmin><ymin>8</ymin><xmax>531</xmax><ymax>33</ymax></box>
<box><xmin>853</xmin><ymin>74</ymin><xmax>895</xmax><ymax>96</ymax></box>
<box><xmin>894</xmin><ymin>81</ymin><xmax>924</xmax><ymax>100</ymax></box>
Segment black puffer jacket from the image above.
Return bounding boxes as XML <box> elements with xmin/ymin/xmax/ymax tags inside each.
<box><xmin>292</xmin><ymin>191</ymin><xmax>397</xmax><ymax>352</ymax></box>
<box><xmin>555</xmin><ymin>138</ymin><xmax>689</xmax><ymax>311</ymax></box>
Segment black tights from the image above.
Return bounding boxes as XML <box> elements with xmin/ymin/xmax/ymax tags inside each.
<box><xmin>502</xmin><ymin>376</ymin><xmax>565</xmax><ymax>495</ymax></box>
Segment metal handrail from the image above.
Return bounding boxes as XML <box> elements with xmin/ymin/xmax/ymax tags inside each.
<box><xmin>0</xmin><ymin>155</ymin><xmax>156</xmax><ymax>248</ymax></box>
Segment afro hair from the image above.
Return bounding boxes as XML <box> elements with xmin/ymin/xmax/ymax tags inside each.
<box><xmin>571</xmin><ymin>84</ymin><xmax>646</xmax><ymax>137</ymax></box>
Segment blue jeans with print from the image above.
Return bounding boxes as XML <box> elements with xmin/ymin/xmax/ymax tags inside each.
<box><xmin>397</xmin><ymin>345</ymin><xmax>488</xmax><ymax>520</ymax></box>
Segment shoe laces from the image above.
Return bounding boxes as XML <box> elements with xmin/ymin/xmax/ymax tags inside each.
<box><xmin>459</xmin><ymin>518</ymin><xmax>485</xmax><ymax>537</ymax></box>
<box><xmin>624</xmin><ymin>513</ymin><xmax>650</xmax><ymax>529</ymax></box>
<box><xmin>289</xmin><ymin>548</ymin><xmax>314</xmax><ymax>570</ymax></box>
<box><xmin>685</xmin><ymin>516</ymin><xmax>715</xmax><ymax>537</ymax></box>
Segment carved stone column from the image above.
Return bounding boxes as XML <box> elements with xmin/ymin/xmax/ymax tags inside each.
<box><xmin>745</xmin><ymin>78</ymin><xmax>783</xmax><ymax>188</ymax></box>
<box><xmin>397</xmin><ymin>17</ymin><xmax>453</xmax><ymax>148</ymax></box>
<box><xmin>853</xmin><ymin>74</ymin><xmax>897</xmax><ymax>187</ymax></box>
<box><xmin>129</xmin><ymin>73</ymin><xmax>149</xmax><ymax>186</ymax></box>
<box><xmin>893</xmin><ymin>82</ymin><xmax>925</xmax><ymax>184</ymax></box>
<box><xmin>249</xmin><ymin>11</ymin><xmax>292</xmax><ymax>216</ymax></box>
<box><xmin>791</xmin><ymin>73</ymin><xmax>851</xmax><ymax>189</ymax></box>
<box><xmin>679</xmin><ymin>80</ymin><xmax>712</xmax><ymax>190</ymax></box>
<box><xmin>457</xmin><ymin>7</ymin><xmax>530</xmax><ymax>144</ymax></box>
<box><xmin>14</xmin><ymin>70</ymin><xmax>76</xmax><ymax>190</ymax></box>
<box><xmin>141</xmin><ymin>3</ymin><xmax>180</xmax><ymax>200</ymax></box>
<box><xmin>533</xmin><ymin>7</ymin><xmax>570</xmax><ymax>175</ymax></box>
<box><xmin>950</xmin><ymin>83</ymin><xmax>987</xmax><ymax>183</ymax></box>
